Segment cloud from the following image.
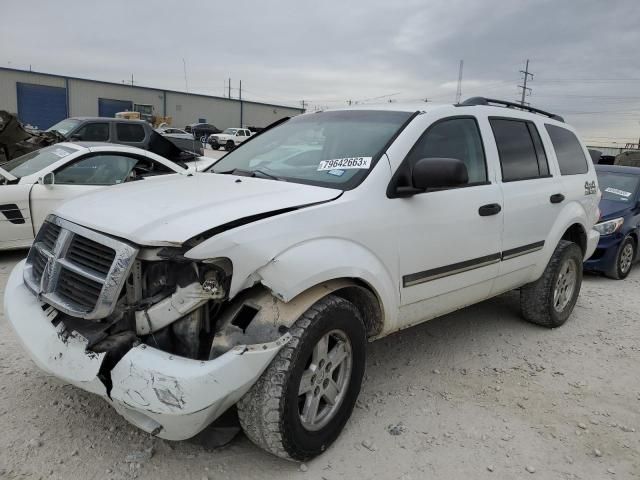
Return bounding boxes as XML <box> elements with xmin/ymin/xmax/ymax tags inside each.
<box><xmin>1</xmin><ymin>0</ymin><xmax>639</xmax><ymax>144</ymax></box>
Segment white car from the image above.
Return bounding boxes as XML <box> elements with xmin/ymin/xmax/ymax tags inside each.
<box><xmin>5</xmin><ymin>98</ymin><xmax>600</xmax><ymax>461</ymax></box>
<box><xmin>0</xmin><ymin>142</ymin><xmax>197</xmax><ymax>250</ymax></box>
<box><xmin>156</xmin><ymin>127</ymin><xmax>194</xmax><ymax>140</ymax></box>
<box><xmin>208</xmin><ymin>128</ymin><xmax>252</xmax><ymax>150</ymax></box>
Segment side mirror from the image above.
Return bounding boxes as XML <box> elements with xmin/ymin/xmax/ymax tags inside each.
<box><xmin>392</xmin><ymin>157</ymin><xmax>468</xmax><ymax>198</ymax></box>
<box><xmin>40</xmin><ymin>172</ymin><xmax>55</xmax><ymax>186</ymax></box>
<box><xmin>69</xmin><ymin>134</ymin><xmax>82</xmax><ymax>141</ymax></box>
<box><xmin>412</xmin><ymin>157</ymin><xmax>468</xmax><ymax>190</ymax></box>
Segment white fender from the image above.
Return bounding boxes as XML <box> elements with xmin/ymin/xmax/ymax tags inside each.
<box><xmin>256</xmin><ymin>238</ymin><xmax>399</xmax><ymax>335</ymax></box>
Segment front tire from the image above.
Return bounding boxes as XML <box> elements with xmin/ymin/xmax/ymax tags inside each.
<box><xmin>225</xmin><ymin>141</ymin><xmax>234</xmax><ymax>151</ymax></box>
<box><xmin>237</xmin><ymin>295</ymin><xmax>366</xmax><ymax>461</ymax></box>
<box><xmin>606</xmin><ymin>236</ymin><xmax>635</xmax><ymax>280</ymax></box>
<box><xmin>520</xmin><ymin>240</ymin><xmax>583</xmax><ymax>328</ymax></box>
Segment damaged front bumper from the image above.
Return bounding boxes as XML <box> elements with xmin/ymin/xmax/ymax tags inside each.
<box><xmin>4</xmin><ymin>260</ymin><xmax>289</xmax><ymax>440</ymax></box>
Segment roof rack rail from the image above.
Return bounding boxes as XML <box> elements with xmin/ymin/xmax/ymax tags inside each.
<box><xmin>458</xmin><ymin>97</ymin><xmax>564</xmax><ymax>123</ymax></box>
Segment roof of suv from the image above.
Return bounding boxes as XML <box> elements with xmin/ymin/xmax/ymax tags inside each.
<box><xmin>327</xmin><ymin>97</ymin><xmax>566</xmax><ymax>125</ymax></box>
<box><xmin>70</xmin><ymin>117</ymin><xmax>148</xmax><ymax>124</ymax></box>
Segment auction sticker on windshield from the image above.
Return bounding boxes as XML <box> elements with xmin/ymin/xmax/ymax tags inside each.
<box><xmin>604</xmin><ymin>187</ymin><xmax>632</xmax><ymax>198</ymax></box>
<box><xmin>317</xmin><ymin>157</ymin><xmax>372</xmax><ymax>171</ymax></box>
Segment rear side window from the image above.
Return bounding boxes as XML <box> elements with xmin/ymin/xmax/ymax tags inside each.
<box><xmin>545</xmin><ymin>124</ymin><xmax>588</xmax><ymax>175</ymax></box>
<box><xmin>490</xmin><ymin>118</ymin><xmax>549</xmax><ymax>182</ymax></box>
<box><xmin>116</xmin><ymin>123</ymin><xmax>145</xmax><ymax>142</ymax></box>
<box><xmin>75</xmin><ymin>122</ymin><xmax>109</xmax><ymax>141</ymax></box>
<box><xmin>409</xmin><ymin>117</ymin><xmax>487</xmax><ymax>184</ymax></box>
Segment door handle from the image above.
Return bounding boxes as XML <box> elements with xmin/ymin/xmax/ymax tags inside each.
<box><xmin>478</xmin><ymin>203</ymin><xmax>502</xmax><ymax>216</ymax></box>
<box><xmin>550</xmin><ymin>193</ymin><xmax>565</xmax><ymax>204</ymax></box>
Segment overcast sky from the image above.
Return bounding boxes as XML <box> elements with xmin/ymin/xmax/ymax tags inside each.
<box><xmin>2</xmin><ymin>0</ymin><xmax>640</xmax><ymax>146</ymax></box>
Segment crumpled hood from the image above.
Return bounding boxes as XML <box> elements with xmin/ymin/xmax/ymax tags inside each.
<box><xmin>598</xmin><ymin>199</ymin><xmax>632</xmax><ymax>221</ymax></box>
<box><xmin>54</xmin><ymin>173</ymin><xmax>341</xmax><ymax>246</ymax></box>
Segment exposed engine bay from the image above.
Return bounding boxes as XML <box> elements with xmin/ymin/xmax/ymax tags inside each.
<box><xmin>47</xmin><ymin>250</ymin><xmax>298</xmax><ymax>396</ymax></box>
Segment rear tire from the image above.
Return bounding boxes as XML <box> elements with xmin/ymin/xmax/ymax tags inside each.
<box><xmin>606</xmin><ymin>236</ymin><xmax>635</xmax><ymax>280</ymax></box>
<box><xmin>520</xmin><ymin>240</ymin><xmax>583</xmax><ymax>328</ymax></box>
<box><xmin>237</xmin><ymin>295</ymin><xmax>366</xmax><ymax>461</ymax></box>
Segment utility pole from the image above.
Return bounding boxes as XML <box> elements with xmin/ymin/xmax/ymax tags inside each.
<box><xmin>131</xmin><ymin>73</ymin><xmax>134</xmax><ymax>87</ymax></box>
<box><xmin>228</xmin><ymin>78</ymin><xmax>231</xmax><ymax>99</ymax></box>
<box><xmin>182</xmin><ymin>58</ymin><xmax>189</xmax><ymax>92</ymax></box>
<box><xmin>455</xmin><ymin>60</ymin><xmax>464</xmax><ymax>104</ymax></box>
<box><xmin>518</xmin><ymin>59</ymin><xmax>533</xmax><ymax>106</ymax></box>
<box><xmin>239</xmin><ymin>80</ymin><xmax>243</xmax><ymax>127</ymax></box>
<box><xmin>301</xmin><ymin>100</ymin><xmax>307</xmax><ymax>111</ymax></box>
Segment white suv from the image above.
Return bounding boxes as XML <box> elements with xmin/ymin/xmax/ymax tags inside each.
<box><xmin>5</xmin><ymin>97</ymin><xmax>600</xmax><ymax>461</ymax></box>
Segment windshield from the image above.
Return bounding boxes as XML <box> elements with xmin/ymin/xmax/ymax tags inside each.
<box><xmin>2</xmin><ymin>145</ymin><xmax>77</xmax><ymax>178</ymax></box>
<box><xmin>597</xmin><ymin>171</ymin><xmax>640</xmax><ymax>203</ymax></box>
<box><xmin>46</xmin><ymin>119</ymin><xmax>81</xmax><ymax>136</ymax></box>
<box><xmin>222</xmin><ymin>128</ymin><xmax>237</xmax><ymax>135</ymax></box>
<box><xmin>210</xmin><ymin>110</ymin><xmax>413</xmax><ymax>189</ymax></box>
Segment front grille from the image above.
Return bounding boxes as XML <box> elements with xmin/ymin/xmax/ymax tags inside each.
<box><xmin>32</xmin><ymin>249</ymin><xmax>47</xmax><ymax>279</ymax></box>
<box><xmin>40</xmin><ymin>222</ymin><xmax>61</xmax><ymax>251</ymax></box>
<box><xmin>24</xmin><ymin>215</ymin><xmax>138</xmax><ymax>320</ymax></box>
<box><xmin>57</xmin><ymin>268</ymin><xmax>103</xmax><ymax>310</ymax></box>
<box><xmin>67</xmin><ymin>235</ymin><xmax>116</xmax><ymax>276</ymax></box>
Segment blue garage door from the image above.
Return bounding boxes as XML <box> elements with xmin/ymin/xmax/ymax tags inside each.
<box><xmin>98</xmin><ymin>98</ymin><xmax>133</xmax><ymax>118</ymax></box>
<box><xmin>16</xmin><ymin>83</ymin><xmax>68</xmax><ymax>130</ymax></box>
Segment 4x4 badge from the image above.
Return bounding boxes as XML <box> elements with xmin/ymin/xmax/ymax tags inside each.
<box><xmin>585</xmin><ymin>180</ymin><xmax>597</xmax><ymax>195</ymax></box>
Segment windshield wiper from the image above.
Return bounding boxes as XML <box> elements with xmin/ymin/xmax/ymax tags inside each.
<box><xmin>252</xmin><ymin>168</ymin><xmax>285</xmax><ymax>181</ymax></box>
<box><xmin>214</xmin><ymin>168</ymin><xmax>285</xmax><ymax>181</ymax></box>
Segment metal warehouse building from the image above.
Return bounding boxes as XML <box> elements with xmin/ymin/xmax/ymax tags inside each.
<box><xmin>0</xmin><ymin>67</ymin><xmax>304</xmax><ymax>131</ymax></box>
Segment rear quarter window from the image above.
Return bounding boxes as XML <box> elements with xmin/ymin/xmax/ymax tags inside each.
<box><xmin>116</xmin><ymin>123</ymin><xmax>146</xmax><ymax>142</ymax></box>
<box><xmin>489</xmin><ymin>118</ymin><xmax>548</xmax><ymax>182</ymax></box>
<box><xmin>545</xmin><ymin>124</ymin><xmax>588</xmax><ymax>175</ymax></box>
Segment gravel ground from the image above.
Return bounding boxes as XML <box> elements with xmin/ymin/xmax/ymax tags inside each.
<box><xmin>1</xmin><ymin>248</ymin><xmax>639</xmax><ymax>479</ymax></box>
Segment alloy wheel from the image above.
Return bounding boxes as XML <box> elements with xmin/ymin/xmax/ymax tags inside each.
<box><xmin>553</xmin><ymin>258</ymin><xmax>577</xmax><ymax>312</ymax></box>
<box><xmin>298</xmin><ymin>329</ymin><xmax>353</xmax><ymax>431</ymax></box>
<box><xmin>619</xmin><ymin>242</ymin><xmax>634</xmax><ymax>274</ymax></box>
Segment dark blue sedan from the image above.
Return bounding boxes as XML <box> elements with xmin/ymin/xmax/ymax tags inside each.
<box><xmin>585</xmin><ymin>164</ymin><xmax>640</xmax><ymax>279</ymax></box>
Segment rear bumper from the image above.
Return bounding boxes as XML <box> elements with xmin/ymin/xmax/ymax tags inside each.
<box><xmin>4</xmin><ymin>260</ymin><xmax>289</xmax><ymax>440</ymax></box>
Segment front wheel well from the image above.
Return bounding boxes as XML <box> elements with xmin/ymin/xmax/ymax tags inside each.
<box><xmin>561</xmin><ymin>223</ymin><xmax>587</xmax><ymax>255</ymax></box>
<box><xmin>330</xmin><ymin>280</ymin><xmax>384</xmax><ymax>339</ymax></box>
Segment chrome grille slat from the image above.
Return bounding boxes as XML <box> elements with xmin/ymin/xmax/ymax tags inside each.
<box><xmin>23</xmin><ymin>215</ymin><xmax>138</xmax><ymax>320</ymax></box>
<box><xmin>57</xmin><ymin>258</ymin><xmax>107</xmax><ymax>284</ymax></box>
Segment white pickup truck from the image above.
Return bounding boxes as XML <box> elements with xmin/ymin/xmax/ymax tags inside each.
<box><xmin>208</xmin><ymin>128</ymin><xmax>252</xmax><ymax>150</ymax></box>
<box><xmin>5</xmin><ymin>97</ymin><xmax>600</xmax><ymax>462</ymax></box>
